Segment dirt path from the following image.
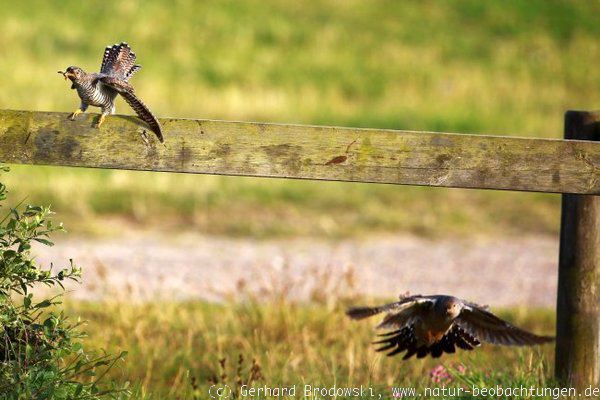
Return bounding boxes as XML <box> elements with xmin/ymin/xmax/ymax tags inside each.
<box><xmin>34</xmin><ymin>233</ymin><xmax>559</xmax><ymax>308</ymax></box>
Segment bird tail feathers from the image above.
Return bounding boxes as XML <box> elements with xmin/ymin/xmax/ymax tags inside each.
<box><xmin>101</xmin><ymin>42</ymin><xmax>138</xmax><ymax>81</ymax></box>
<box><xmin>126</xmin><ymin>65</ymin><xmax>142</xmax><ymax>80</ymax></box>
<box><xmin>120</xmin><ymin>90</ymin><xmax>164</xmax><ymax>142</ymax></box>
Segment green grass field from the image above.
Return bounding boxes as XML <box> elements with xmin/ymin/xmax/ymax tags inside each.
<box><xmin>1</xmin><ymin>0</ymin><xmax>599</xmax><ymax>238</ymax></box>
<box><xmin>66</xmin><ymin>300</ymin><xmax>555</xmax><ymax>399</ymax></box>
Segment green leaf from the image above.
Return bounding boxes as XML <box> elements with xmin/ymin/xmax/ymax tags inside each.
<box><xmin>3</xmin><ymin>249</ymin><xmax>16</xmax><ymax>259</ymax></box>
<box><xmin>94</xmin><ymin>360</ymin><xmax>110</xmax><ymax>367</ymax></box>
<box><xmin>34</xmin><ymin>238</ymin><xmax>54</xmax><ymax>246</ymax></box>
<box><xmin>43</xmin><ymin>316</ymin><xmax>55</xmax><ymax>329</ymax></box>
<box><xmin>35</xmin><ymin>299</ymin><xmax>52</xmax><ymax>308</ymax></box>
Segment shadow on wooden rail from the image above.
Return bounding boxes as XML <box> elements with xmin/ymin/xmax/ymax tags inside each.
<box><xmin>0</xmin><ymin>109</ymin><xmax>599</xmax><ymax>194</ymax></box>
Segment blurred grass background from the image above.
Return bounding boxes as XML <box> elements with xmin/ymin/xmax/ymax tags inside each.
<box><xmin>1</xmin><ymin>0</ymin><xmax>599</xmax><ymax>238</ymax></box>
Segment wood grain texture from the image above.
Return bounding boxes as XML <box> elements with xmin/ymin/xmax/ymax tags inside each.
<box><xmin>556</xmin><ymin>110</ymin><xmax>600</xmax><ymax>389</ymax></box>
<box><xmin>0</xmin><ymin>109</ymin><xmax>599</xmax><ymax>194</ymax></box>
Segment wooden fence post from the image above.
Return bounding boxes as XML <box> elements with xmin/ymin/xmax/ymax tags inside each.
<box><xmin>556</xmin><ymin>110</ymin><xmax>600</xmax><ymax>389</ymax></box>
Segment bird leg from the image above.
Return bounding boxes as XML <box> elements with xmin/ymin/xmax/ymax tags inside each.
<box><xmin>94</xmin><ymin>114</ymin><xmax>107</xmax><ymax>128</ymax></box>
<box><xmin>68</xmin><ymin>109</ymin><xmax>84</xmax><ymax>120</ymax></box>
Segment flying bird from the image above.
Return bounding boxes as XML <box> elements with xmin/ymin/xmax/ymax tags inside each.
<box><xmin>58</xmin><ymin>42</ymin><xmax>164</xmax><ymax>142</ymax></box>
<box><xmin>346</xmin><ymin>294</ymin><xmax>553</xmax><ymax>360</ymax></box>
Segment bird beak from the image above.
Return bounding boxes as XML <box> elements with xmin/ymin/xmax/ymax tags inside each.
<box><xmin>58</xmin><ymin>71</ymin><xmax>75</xmax><ymax>80</ymax></box>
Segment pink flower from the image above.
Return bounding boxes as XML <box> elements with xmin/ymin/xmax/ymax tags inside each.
<box><xmin>452</xmin><ymin>363</ymin><xmax>467</xmax><ymax>374</ymax></box>
<box><xmin>429</xmin><ymin>365</ymin><xmax>452</xmax><ymax>384</ymax></box>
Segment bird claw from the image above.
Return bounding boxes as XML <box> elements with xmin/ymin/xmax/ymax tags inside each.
<box><xmin>68</xmin><ymin>109</ymin><xmax>82</xmax><ymax>120</ymax></box>
<box><xmin>94</xmin><ymin>114</ymin><xmax>106</xmax><ymax>128</ymax></box>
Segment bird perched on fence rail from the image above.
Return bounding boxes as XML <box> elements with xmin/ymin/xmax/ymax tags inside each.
<box><xmin>58</xmin><ymin>42</ymin><xmax>164</xmax><ymax>142</ymax></box>
<box><xmin>346</xmin><ymin>294</ymin><xmax>553</xmax><ymax>360</ymax></box>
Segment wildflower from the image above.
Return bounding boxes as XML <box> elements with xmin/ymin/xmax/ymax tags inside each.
<box><xmin>429</xmin><ymin>365</ymin><xmax>452</xmax><ymax>384</ymax></box>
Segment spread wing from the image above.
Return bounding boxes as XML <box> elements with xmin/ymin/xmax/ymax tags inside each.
<box><xmin>99</xmin><ymin>76</ymin><xmax>164</xmax><ymax>143</ymax></box>
<box><xmin>100</xmin><ymin>42</ymin><xmax>140</xmax><ymax>82</ymax></box>
<box><xmin>346</xmin><ymin>294</ymin><xmax>434</xmax><ymax>329</ymax></box>
<box><xmin>457</xmin><ymin>304</ymin><xmax>554</xmax><ymax>346</ymax></box>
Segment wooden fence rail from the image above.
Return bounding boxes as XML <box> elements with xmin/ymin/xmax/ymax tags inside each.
<box><xmin>1</xmin><ymin>108</ymin><xmax>599</xmax><ymax>390</ymax></box>
<box><xmin>0</xmin><ymin>109</ymin><xmax>599</xmax><ymax>194</ymax></box>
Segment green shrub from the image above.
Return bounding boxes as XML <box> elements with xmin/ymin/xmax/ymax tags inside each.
<box><xmin>0</xmin><ymin>166</ymin><xmax>130</xmax><ymax>399</ymax></box>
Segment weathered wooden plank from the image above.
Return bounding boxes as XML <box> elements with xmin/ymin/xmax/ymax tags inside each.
<box><xmin>556</xmin><ymin>110</ymin><xmax>600</xmax><ymax>389</ymax></box>
<box><xmin>0</xmin><ymin>109</ymin><xmax>599</xmax><ymax>194</ymax></box>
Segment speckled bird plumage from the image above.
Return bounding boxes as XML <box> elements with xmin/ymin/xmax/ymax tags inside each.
<box><xmin>347</xmin><ymin>294</ymin><xmax>553</xmax><ymax>360</ymax></box>
<box><xmin>60</xmin><ymin>42</ymin><xmax>163</xmax><ymax>142</ymax></box>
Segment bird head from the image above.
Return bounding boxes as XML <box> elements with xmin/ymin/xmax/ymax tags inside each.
<box><xmin>58</xmin><ymin>66</ymin><xmax>85</xmax><ymax>82</ymax></box>
<box><xmin>443</xmin><ymin>298</ymin><xmax>463</xmax><ymax>318</ymax></box>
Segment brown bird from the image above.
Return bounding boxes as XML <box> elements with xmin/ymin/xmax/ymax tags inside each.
<box><xmin>58</xmin><ymin>42</ymin><xmax>164</xmax><ymax>142</ymax></box>
<box><xmin>346</xmin><ymin>294</ymin><xmax>553</xmax><ymax>360</ymax></box>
